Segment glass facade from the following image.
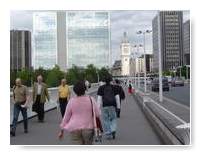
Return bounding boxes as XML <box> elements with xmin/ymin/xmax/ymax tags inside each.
<box><xmin>33</xmin><ymin>12</ymin><xmax>57</xmax><ymax>69</ymax></box>
<box><xmin>67</xmin><ymin>11</ymin><xmax>110</xmax><ymax>68</ymax></box>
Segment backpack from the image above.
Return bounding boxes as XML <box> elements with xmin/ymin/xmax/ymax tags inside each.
<box><xmin>102</xmin><ymin>85</ymin><xmax>116</xmax><ymax>107</ymax></box>
<box><xmin>128</xmin><ymin>84</ymin><xmax>132</xmax><ymax>89</ymax></box>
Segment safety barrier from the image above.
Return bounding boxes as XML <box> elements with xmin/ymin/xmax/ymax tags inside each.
<box><xmin>10</xmin><ymin>83</ymin><xmax>99</xmax><ymax>124</ymax></box>
<box><xmin>133</xmin><ymin>89</ymin><xmax>190</xmax><ymax>145</ymax></box>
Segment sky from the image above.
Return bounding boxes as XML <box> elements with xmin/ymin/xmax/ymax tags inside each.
<box><xmin>10</xmin><ymin>10</ymin><xmax>190</xmax><ymax>65</ymax></box>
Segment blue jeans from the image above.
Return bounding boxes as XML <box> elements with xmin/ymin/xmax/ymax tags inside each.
<box><xmin>102</xmin><ymin>106</ymin><xmax>117</xmax><ymax>135</ymax></box>
<box><xmin>11</xmin><ymin>103</ymin><xmax>28</xmax><ymax>133</ymax></box>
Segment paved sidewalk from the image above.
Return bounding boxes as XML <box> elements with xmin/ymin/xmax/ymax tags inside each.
<box><xmin>10</xmin><ymin>90</ymin><xmax>165</xmax><ymax>145</ymax></box>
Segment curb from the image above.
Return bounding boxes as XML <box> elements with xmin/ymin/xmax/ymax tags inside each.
<box><xmin>133</xmin><ymin>89</ymin><xmax>190</xmax><ymax>145</ymax></box>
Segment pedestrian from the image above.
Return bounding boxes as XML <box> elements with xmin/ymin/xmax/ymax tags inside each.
<box><xmin>32</xmin><ymin>75</ymin><xmax>50</xmax><ymax>123</ymax></box>
<box><xmin>57</xmin><ymin>78</ymin><xmax>70</xmax><ymax>118</ymax></box>
<box><xmin>58</xmin><ymin>82</ymin><xmax>101</xmax><ymax>145</ymax></box>
<box><xmin>10</xmin><ymin>78</ymin><xmax>30</xmax><ymax>137</ymax></box>
<box><xmin>97</xmin><ymin>76</ymin><xmax>120</xmax><ymax>139</ymax></box>
<box><xmin>114</xmin><ymin>79</ymin><xmax>125</xmax><ymax>118</ymax></box>
<box><xmin>128</xmin><ymin>81</ymin><xmax>133</xmax><ymax>95</ymax></box>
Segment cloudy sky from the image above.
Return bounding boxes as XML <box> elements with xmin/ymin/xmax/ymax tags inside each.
<box><xmin>10</xmin><ymin>10</ymin><xmax>190</xmax><ymax>65</ymax></box>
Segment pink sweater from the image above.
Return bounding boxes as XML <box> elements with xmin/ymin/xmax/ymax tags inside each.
<box><xmin>60</xmin><ymin>96</ymin><xmax>101</xmax><ymax>131</ymax></box>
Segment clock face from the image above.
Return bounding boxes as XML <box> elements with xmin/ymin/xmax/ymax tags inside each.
<box><xmin>124</xmin><ymin>48</ymin><xmax>129</xmax><ymax>54</ymax></box>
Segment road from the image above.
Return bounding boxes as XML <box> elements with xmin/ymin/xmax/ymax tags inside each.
<box><xmin>138</xmin><ymin>83</ymin><xmax>190</xmax><ymax>107</ymax></box>
<box><xmin>10</xmin><ymin>90</ymin><xmax>165</xmax><ymax>145</ymax></box>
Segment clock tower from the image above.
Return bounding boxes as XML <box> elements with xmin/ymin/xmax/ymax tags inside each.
<box><xmin>120</xmin><ymin>32</ymin><xmax>131</xmax><ymax>76</ymax></box>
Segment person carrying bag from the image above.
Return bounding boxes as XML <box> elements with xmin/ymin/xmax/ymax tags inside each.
<box><xmin>89</xmin><ymin>97</ymin><xmax>103</xmax><ymax>142</ymax></box>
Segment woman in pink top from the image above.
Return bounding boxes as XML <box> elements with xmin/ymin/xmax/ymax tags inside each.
<box><xmin>58</xmin><ymin>82</ymin><xmax>101</xmax><ymax>145</ymax></box>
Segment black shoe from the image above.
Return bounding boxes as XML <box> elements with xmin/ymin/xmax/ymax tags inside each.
<box><xmin>111</xmin><ymin>131</ymin><xmax>116</xmax><ymax>139</ymax></box>
<box><xmin>39</xmin><ymin>120</ymin><xmax>45</xmax><ymax>123</ymax></box>
<box><xmin>10</xmin><ymin>131</ymin><xmax>16</xmax><ymax>137</ymax></box>
<box><xmin>24</xmin><ymin>130</ymin><xmax>28</xmax><ymax>133</ymax></box>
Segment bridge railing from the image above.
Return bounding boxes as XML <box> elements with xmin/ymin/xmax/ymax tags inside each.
<box><xmin>10</xmin><ymin>83</ymin><xmax>100</xmax><ymax>124</ymax></box>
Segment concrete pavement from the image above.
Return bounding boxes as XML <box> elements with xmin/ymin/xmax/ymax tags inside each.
<box><xmin>10</xmin><ymin>90</ymin><xmax>165</xmax><ymax>145</ymax></box>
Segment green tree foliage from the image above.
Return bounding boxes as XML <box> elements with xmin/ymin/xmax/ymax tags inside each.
<box><xmin>33</xmin><ymin>67</ymin><xmax>49</xmax><ymax>83</ymax></box>
<box><xmin>16</xmin><ymin>67</ymin><xmax>31</xmax><ymax>86</ymax></box>
<box><xmin>177</xmin><ymin>66</ymin><xmax>190</xmax><ymax>79</ymax></box>
<box><xmin>163</xmin><ymin>69</ymin><xmax>171</xmax><ymax>76</ymax></box>
<box><xmin>10</xmin><ymin>71</ymin><xmax>16</xmax><ymax>88</ymax></box>
<box><xmin>10</xmin><ymin>64</ymin><xmax>111</xmax><ymax>88</ymax></box>
<box><xmin>46</xmin><ymin>65</ymin><xmax>65</xmax><ymax>87</ymax></box>
<box><xmin>65</xmin><ymin>65</ymin><xmax>85</xmax><ymax>85</ymax></box>
<box><xmin>98</xmin><ymin>67</ymin><xmax>111</xmax><ymax>81</ymax></box>
<box><xmin>84</xmin><ymin>64</ymin><xmax>98</xmax><ymax>83</ymax></box>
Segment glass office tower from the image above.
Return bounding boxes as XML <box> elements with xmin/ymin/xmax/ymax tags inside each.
<box><xmin>33</xmin><ymin>11</ymin><xmax>110</xmax><ymax>70</ymax></box>
<box><xmin>33</xmin><ymin>12</ymin><xmax>57</xmax><ymax>69</ymax></box>
<box><xmin>66</xmin><ymin>11</ymin><xmax>110</xmax><ymax>68</ymax></box>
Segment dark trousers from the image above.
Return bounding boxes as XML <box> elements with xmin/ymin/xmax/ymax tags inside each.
<box><xmin>35</xmin><ymin>95</ymin><xmax>45</xmax><ymax>121</ymax></box>
<box><xmin>59</xmin><ymin>98</ymin><xmax>68</xmax><ymax>118</ymax></box>
<box><xmin>11</xmin><ymin>102</ymin><xmax>28</xmax><ymax>133</ymax></box>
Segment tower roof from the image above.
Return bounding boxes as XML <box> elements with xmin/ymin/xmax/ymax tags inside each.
<box><xmin>121</xmin><ymin>32</ymin><xmax>129</xmax><ymax>43</ymax></box>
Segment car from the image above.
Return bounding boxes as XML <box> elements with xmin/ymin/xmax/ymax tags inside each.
<box><xmin>146</xmin><ymin>79</ymin><xmax>152</xmax><ymax>85</ymax></box>
<box><xmin>151</xmin><ymin>78</ymin><xmax>169</xmax><ymax>91</ymax></box>
<box><xmin>165</xmin><ymin>76</ymin><xmax>172</xmax><ymax>83</ymax></box>
<box><xmin>171</xmin><ymin>77</ymin><xmax>184</xmax><ymax>87</ymax></box>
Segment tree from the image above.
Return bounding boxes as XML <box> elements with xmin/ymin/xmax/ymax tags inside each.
<box><xmin>65</xmin><ymin>65</ymin><xmax>85</xmax><ymax>85</ymax></box>
<box><xmin>98</xmin><ymin>67</ymin><xmax>111</xmax><ymax>82</ymax></box>
<box><xmin>16</xmin><ymin>67</ymin><xmax>31</xmax><ymax>86</ymax></box>
<box><xmin>84</xmin><ymin>64</ymin><xmax>98</xmax><ymax>83</ymax></box>
<box><xmin>33</xmin><ymin>67</ymin><xmax>49</xmax><ymax>83</ymax></box>
<box><xmin>46</xmin><ymin>65</ymin><xmax>65</xmax><ymax>87</ymax></box>
<box><xmin>10</xmin><ymin>71</ymin><xmax>16</xmax><ymax>88</ymax></box>
<box><xmin>163</xmin><ymin>69</ymin><xmax>171</xmax><ymax>76</ymax></box>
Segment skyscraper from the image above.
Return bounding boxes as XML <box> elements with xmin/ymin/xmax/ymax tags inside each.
<box><xmin>152</xmin><ymin>11</ymin><xmax>184</xmax><ymax>71</ymax></box>
<box><xmin>183</xmin><ymin>20</ymin><xmax>190</xmax><ymax>65</ymax></box>
<box><xmin>10</xmin><ymin>30</ymin><xmax>32</xmax><ymax>71</ymax></box>
<box><xmin>33</xmin><ymin>11</ymin><xmax>110</xmax><ymax>71</ymax></box>
<box><xmin>33</xmin><ymin>12</ymin><xmax>57</xmax><ymax>69</ymax></box>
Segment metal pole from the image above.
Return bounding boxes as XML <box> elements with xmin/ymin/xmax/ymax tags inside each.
<box><xmin>186</xmin><ymin>66</ymin><xmax>188</xmax><ymax>81</ymax></box>
<box><xmin>138</xmin><ymin>46</ymin><xmax>140</xmax><ymax>88</ymax></box>
<box><xmin>158</xmin><ymin>10</ymin><xmax>163</xmax><ymax>102</ymax></box>
<box><xmin>180</xmin><ymin>67</ymin><xmax>182</xmax><ymax>77</ymax></box>
<box><xmin>134</xmin><ymin>59</ymin><xmax>137</xmax><ymax>86</ymax></box>
<box><xmin>143</xmin><ymin>32</ymin><xmax>147</xmax><ymax>93</ymax></box>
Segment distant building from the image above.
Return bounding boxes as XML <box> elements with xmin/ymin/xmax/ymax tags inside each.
<box><xmin>33</xmin><ymin>11</ymin><xmax>110</xmax><ymax>71</ymax></box>
<box><xmin>183</xmin><ymin>20</ymin><xmax>190</xmax><ymax>65</ymax></box>
<box><xmin>130</xmin><ymin>54</ymin><xmax>153</xmax><ymax>75</ymax></box>
<box><xmin>152</xmin><ymin>11</ymin><xmax>184</xmax><ymax>71</ymax></box>
<box><xmin>10</xmin><ymin>30</ymin><xmax>32</xmax><ymax>71</ymax></box>
<box><xmin>120</xmin><ymin>32</ymin><xmax>131</xmax><ymax>76</ymax></box>
<box><xmin>112</xmin><ymin>60</ymin><xmax>122</xmax><ymax>76</ymax></box>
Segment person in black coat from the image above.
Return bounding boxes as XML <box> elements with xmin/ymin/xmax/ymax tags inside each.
<box><xmin>114</xmin><ymin>79</ymin><xmax>125</xmax><ymax>118</ymax></box>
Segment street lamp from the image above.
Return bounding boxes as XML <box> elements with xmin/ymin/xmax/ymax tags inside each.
<box><xmin>132</xmin><ymin>44</ymin><xmax>142</xmax><ymax>89</ymax></box>
<box><xmin>157</xmin><ymin>10</ymin><xmax>163</xmax><ymax>102</ymax></box>
<box><xmin>186</xmin><ymin>65</ymin><xmax>190</xmax><ymax>82</ymax></box>
<box><xmin>136</xmin><ymin>29</ymin><xmax>152</xmax><ymax>93</ymax></box>
<box><xmin>177</xmin><ymin>66</ymin><xmax>182</xmax><ymax>77</ymax></box>
<box><xmin>96</xmin><ymin>71</ymin><xmax>99</xmax><ymax>83</ymax></box>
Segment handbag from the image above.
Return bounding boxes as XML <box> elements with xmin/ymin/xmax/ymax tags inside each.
<box><xmin>89</xmin><ymin>97</ymin><xmax>103</xmax><ymax>142</ymax></box>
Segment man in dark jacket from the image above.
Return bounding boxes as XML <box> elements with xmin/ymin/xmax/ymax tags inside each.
<box><xmin>97</xmin><ymin>76</ymin><xmax>120</xmax><ymax>139</ymax></box>
<box><xmin>114</xmin><ymin>79</ymin><xmax>125</xmax><ymax>118</ymax></box>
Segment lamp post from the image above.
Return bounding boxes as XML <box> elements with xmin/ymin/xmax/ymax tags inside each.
<box><xmin>136</xmin><ymin>30</ymin><xmax>152</xmax><ymax>93</ymax></box>
<box><xmin>96</xmin><ymin>71</ymin><xmax>99</xmax><ymax>83</ymax></box>
<box><xmin>133</xmin><ymin>44</ymin><xmax>142</xmax><ymax>88</ymax></box>
<box><xmin>157</xmin><ymin>10</ymin><xmax>163</xmax><ymax>102</ymax></box>
<box><xmin>177</xmin><ymin>66</ymin><xmax>182</xmax><ymax>77</ymax></box>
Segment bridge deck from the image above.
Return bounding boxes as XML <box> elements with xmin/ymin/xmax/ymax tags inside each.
<box><xmin>10</xmin><ymin>90</ymin><xmax>165</xmax><ymax>145</ymax></box>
